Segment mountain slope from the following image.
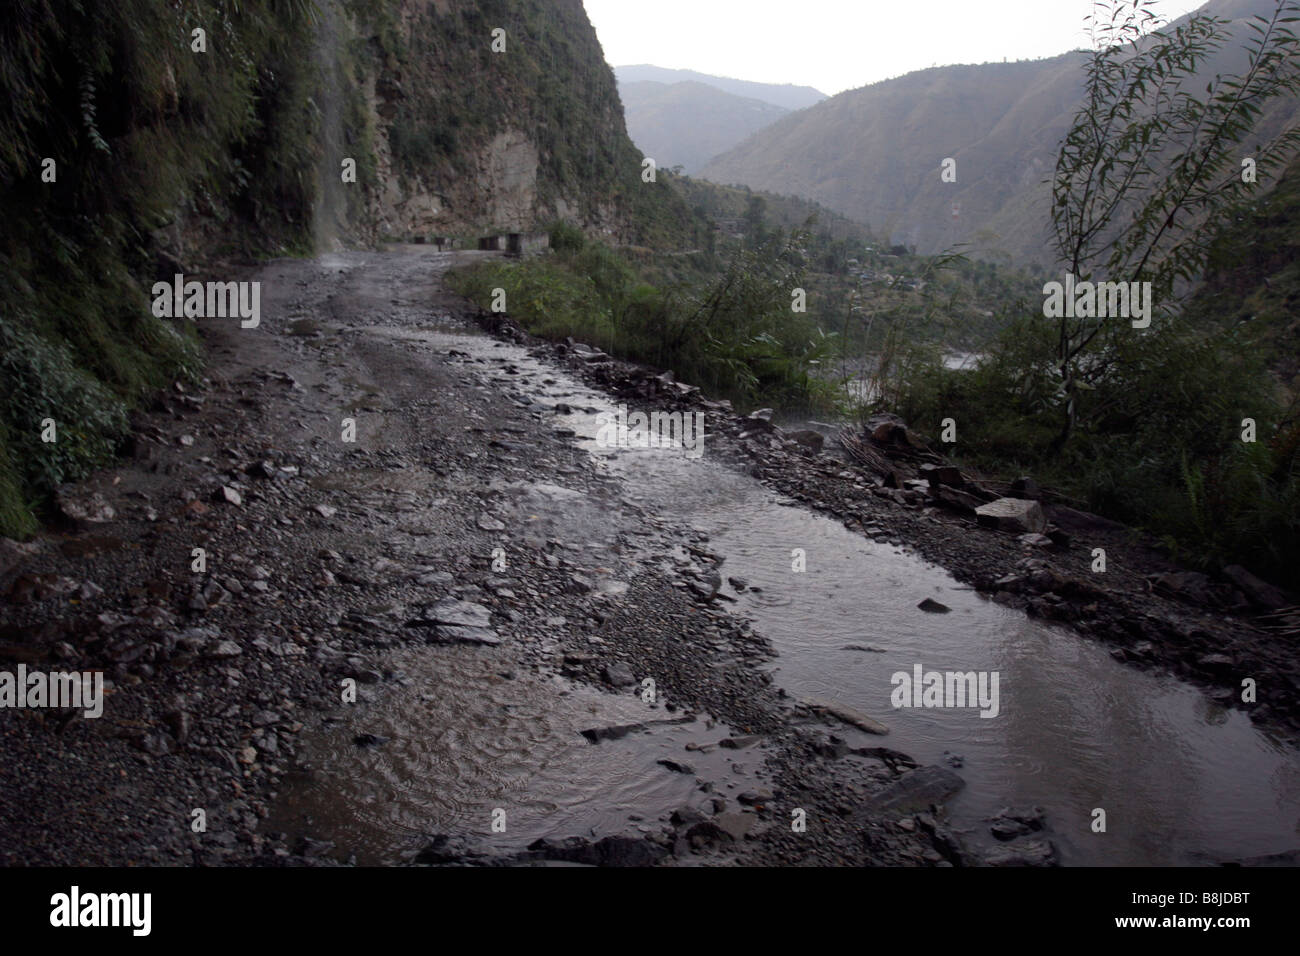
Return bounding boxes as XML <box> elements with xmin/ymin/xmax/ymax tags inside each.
<box><xmin>614</xmin><ymin>65</ymin><xmax>827</xmax><ymax>111</ymax></box>
<box><xmin>618</xmin><ymin>80</ymin><xmax>789</xmax><ymax>173</ymax></box>
<box><xmin>700</xmin><ymin>0</ymin><xmax>1300</xmax><ymax>265</ymax></box>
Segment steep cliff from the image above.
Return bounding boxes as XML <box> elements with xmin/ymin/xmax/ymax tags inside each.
<box><xmin>339</xmin><ymin>0</ymin><xmax>697</xmax><ymax>244</ymax></box>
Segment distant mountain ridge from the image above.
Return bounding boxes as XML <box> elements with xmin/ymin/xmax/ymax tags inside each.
<box><xmin>698</xmin><ymin>0</ymin><xmax>1300</xmax><ymax>265</ymax></box>
<box><xmin>614</xmin><ymin>65</ymin><xmax>827</xmax><ymax>110</ymax></box>
<box><xmin>618</xmin><ymin>80</ymin><xmax>790</xmax><ymax>173</ymax></box>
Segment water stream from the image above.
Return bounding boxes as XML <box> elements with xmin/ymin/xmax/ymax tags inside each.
<box><xmin>274</xmin><ymin>306</ymin><xmax>1300</xmax><ymax>866</ymax></box>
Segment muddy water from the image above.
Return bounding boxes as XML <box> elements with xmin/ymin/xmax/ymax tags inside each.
<box><xmin>488</xmin><ymin>335</ymin><xmax>1300</xmax><ymax>866</ymax></box>
<box><xmin>277</xmin><ymin>308</ymin><xmax>1300</xmax><ymax>866</ymax></box>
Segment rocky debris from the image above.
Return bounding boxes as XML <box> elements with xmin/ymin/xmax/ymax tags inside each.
<box><xmin>989</xmin><ymin>806</ymin><xmax>1046</xmax><ymax>841</ymax></box>
<box><xmin>579</xmin><ymin>716</ymin><xmax>694</xmax><ymax>743</ymax></box>
<box><xmin>412</xmin><ymin>834</ymin><xmax>487</xmax><ymax>865</ymax></box>
<box><xmin>670</xmin><ymin>806</ymin><xmax>708</xmax><ymax>827</ymax></box>
<box><xmin>55</xmin><ymin>488</ymin><xmax>116</xmax><ymax>527</ymax></box>
<box><xmin>526</xmin><ymin>835</ymin><xmax>666</xmax><ymax>867</ymax></box>
<box><xmin>1149</xmin><ymin>570</ymin><xmax>1216</xmax><ymax>606</ymax></box>
<box><xmin>919</xmin><ymin>463</ymin><xmax>964</xmax><ymax>488</ymax></box>
<box><xmin>975</xmin><ymin>498</ymin><xmax>1046</xmax><ymax>534</ymax></box>
<box><xmin>930</xmin><ymin>484</ymin><xmax>991</xmax><ymax>515</ymax></box>
<box><xmin>868</xmin><ymin>765</ymin><xmax>965</xmax><ymax>813</ymax></box>
<box><xmin>978</xmin><ymin>837</ymin><xmax>1059</xmax><ymax>867</ymax></box>
<box><xmin>802</xmin><ymin>696</ymin><xmax>889</xmax><ymax>735</ymax></box>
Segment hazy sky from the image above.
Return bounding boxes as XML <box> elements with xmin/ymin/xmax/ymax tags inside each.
<box><xmin>583</xmin><ymin>0</ymin><xmax>1209</xmax><ymax>96</ymax></box>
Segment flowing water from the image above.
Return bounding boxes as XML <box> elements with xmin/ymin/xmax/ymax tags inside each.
<box><xmin>274</xmin><ymin>295</ymin><xmax>1300</xmax><ymax>866</ymax></box>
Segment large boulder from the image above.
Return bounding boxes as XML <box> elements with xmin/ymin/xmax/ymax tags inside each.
<box><xmin>975</xmin><ymin>498</ymin><xmax>1046</xmax><ymax>534</ymax></box>
<box><xmin>868</xmin><ymin>765</ymin><xmax>965</xmax><ymax>813</ymax></box>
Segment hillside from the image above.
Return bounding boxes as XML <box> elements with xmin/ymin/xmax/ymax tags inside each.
<box><xmin>700</xmin><ymin>0</ymin><xmax>1300</xmax><ymax>265</ymax></box>
<box><xmin>614</xmin><ymin>64</ymin><xmax>827</xmax><ymax>110</ymax></box>
<box><xmin>618</xmin><ymin>80</ymin><xmax>789</xmax><ymax>173</ymax></box>
<box><xmin>1184</xmin><ymin>150</ymin><xmax>1300</xmax><ymax>386</ymax></box>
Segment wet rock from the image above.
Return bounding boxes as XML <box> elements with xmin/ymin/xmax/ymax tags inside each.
<box><xmin>602</xmin><ymin>662</ymin><xmax>636</xmax><ymax>687</ymax></box>
<box><xmin>719</xmin><ymin>734</ymin><xmax>763</xmax><ymax>750</ymax></box>
<box><xmin>868</xmin><ymin>765</ymin><xmax>965</xmax><ymax>813</ymax></box>
<box><xmin>579</xmin><ymin>715</ymin><xmax>693</xmax><ymax>743</ymax></box>
<box><xmin>580</xmin><ymin>722</ymin><xmax>643</xmax><ymax>743</ymax></box>
<box><xmin>527</xmin><ymin>835</ymin><xmax>665</xmax><ymax>867</ymax></box>
<box><xmin>917</xmin><ymin>598</ymin><xmax>951</xmax><ymax>613</ymax></box>
<box><xmin>975</xmin><ymin>498</ymin><xmax>1046</xmax><ymax>534</ymax></box>
<box><xmin>803</xmin><ymin>696</ymin><xmax>889</xmax><ymax>735</ymax></box>
<box><xmin>408</xmin><ymin>598</ymin><xmax>500</xmax><ymax>645</ymax></box>
<box><xmin>353</xmin><ymin>733</ymin><xmax>388</xmax><ymax>748</ymax></box>
<box><xmin>979</xmin><ymin>837</ymin><xmax>1059</xmax><ymax>867</ymax></box>
<box><xmin>689</xmin><ymin>571</ymin><xmax>722</xmax><ymax>601</ymax></box>
<box><xmin>413</xmin><ymin>834</ymin><xmax>482</xmax><ymax>865</ymax></box>
<box><xmin>670</xmin><ymin>806</ymin><xmax>708</xmax><ymax>827</ymax></box>
<box><xmin>989</xmin><ymin>806</ymin><xmax>1045</xmax><ymax>841</ymax></box>
<box><xmin>657</xmin><ymin>759</ymin><xmax>694</xmax><ymax>774</ymax></box>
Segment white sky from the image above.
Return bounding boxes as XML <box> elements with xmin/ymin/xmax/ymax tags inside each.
<box><xmin>583</xmin><ymin>0</ymin><xmax>1209</xmax><ymax>95</ymax></box>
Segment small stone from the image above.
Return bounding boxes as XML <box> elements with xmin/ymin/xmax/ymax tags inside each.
<box><xmin>215</xmin><ymin>486</ymin><xmax>242</xmax><ymax>506</ymax></box>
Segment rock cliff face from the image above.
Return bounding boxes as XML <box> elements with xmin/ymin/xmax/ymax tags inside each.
<box><xmin>343</xmin><ymin>0</ymin><xmax>670</xmax><ymax>242</ymax></box>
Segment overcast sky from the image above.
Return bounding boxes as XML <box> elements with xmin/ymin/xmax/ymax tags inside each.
<box><xmin>582</xmin><ymin>0</ymin><xmax>1209</xmax><ymax>96</ymax></box>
